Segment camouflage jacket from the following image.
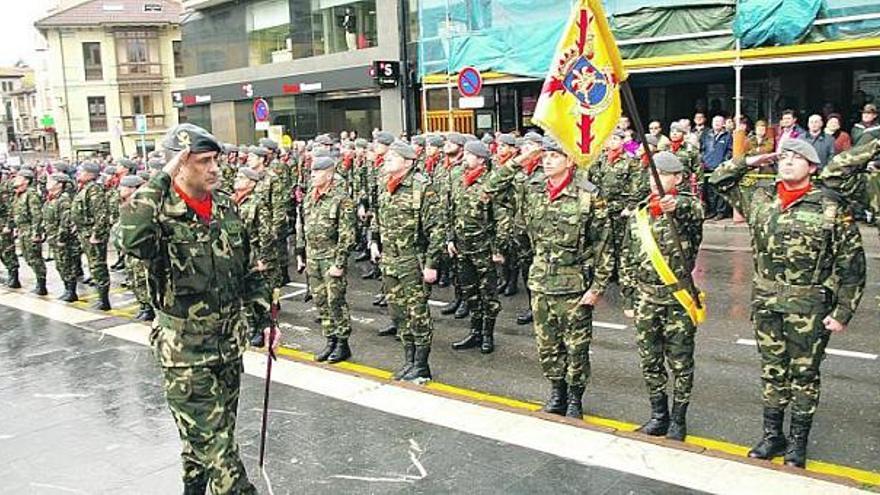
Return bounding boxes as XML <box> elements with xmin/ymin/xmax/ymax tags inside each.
<box><xmin>669</xmin><ymin>142</ymin><xmax>703</xmax><ymax>183</ymax></box>
<box><xmin>371</xmin><ymin>167</ymin><xmax>445</xmax><ymax>275</ymax></box>
<box><xmin>710</xmin><ymin>158</ymin><xmax>866</xmax><ymax>323</ymax></box>
<box><xmin>485</xmin><ymin>153</ymin><xmax>545</xmax><ymax>233</ymax></box>
<box><xmin>71</xmin><ymin>180</ymin><xmax>110</xmax><ymax>240</ymax></box>
<box><xmin>433</xmin><ymin>155</ymin><xmax>464</xmax><ymax>227</ymax></box>
<box><xmin>106</xmin><ymin>187</ymin><xmax>120</xmax><ymax>223</ymax></box>
<box><xmin>365</xmin><ymin>155</ymin><xmax>384</xmax><ymax>214</ymax></box>
<box><xmin>120</xmin><ymin>171</ymin><xmax>271</xmax><ymax>367</ymax></box>
<box><xmin>254</xmin><ymin>171</ymin><xmax>290</xmax><ymax>241</ymax></box>
<box><xmin>819</xmin><ymin>139</ymin><xmax>880</xmax><ymax>222</ymax></box>
<box><xmin>624</xmin><ymin>193</ymin><xmax>704</xmax><ymax>305</ymax></box>
<box><xmin>296</xmin><ymin>177</ymin><xmax>356</xmax><ymax>266</ymax></box>
<box><xmin>0</xmin><ymin>179</ymin><xmax>14</xmax><ymax>228</ymax></box>
<box><xmin>524</xmin><ymin>171</ymin><xmax>612</xmax><ymax>295</ymax></box>
<box><xmin>236</xmin><ymin>189</ymin><xmax>275</xmax><ymax>267</ymax></box>
<box><xmin>12</xmin><ymin>186</ymin><xmax>44</xmax><ymax>240</ymax></box>
<box><xmin>220</xmin><ymin>160</ymin><xmax>237</xmax><ymax>192</ymax></box>
<box><xmin>447</xmin><ymin>167</ymin><xmax>496</xmax><ymax>254</ymax></box>
<box><xmin>588</xmin><ymin>153</ymin><xmax>647</xmax><ymax>214</ymax></box>
<box><xmin>44</xmin><ymin>192</ymin><xmax>76</xmax><ymax>248</ymax></box>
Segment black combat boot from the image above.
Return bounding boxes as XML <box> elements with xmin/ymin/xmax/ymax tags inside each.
<box><xmin>372</xmin><ymin>293</ymin><xmax>386</xmax><ymax>306</ymax></box>
<box><xmin>393</xmin><ymin>343</ymin><xmax>416</xmax><ymax>380</ymax></box>
<box><xmin>249</xmin><ymin>330</ymin><xmax>265</xmax><ymax>348</ymax></box>
<box><xmin>783</xmin><ymin>414</ymin><xmax>813</xmax><ymax>468</ymax></box>
<box><xmin>33</xmin><ymin>277</ymin><xmax>48</xmax><ymax>296</ymax></box>
<box><xmin>503</xmin><ymin>266</ymin><xmax>518</xmax><ymax>297</ymax></box>
<box><xmin>666</xmin><ymin>401</ymin><xmax>689</xmax><ymax>441</ymax></box>
<box><xmin>452</xmin><ymin>315</ymin><xmax>482</xmax><ymax>350</ymax></box>
<box><xmin>376</xmin><ymin>294</ymin><xmax>388</xmax><ymax>308</ymax></box>
<box><xmin>327</xmin><ymin>339</ymin><xmax>352</xmax><ymax>364</ymax></box>
<box><xmin>748</xmin><ymin>407</ymin><xmax>788</xmax><ymax>459</ymax></box>
<box><xmin>401</xmin><ymin>345</ymin><xmax>432</xmax><ymax>382</ymax></box>
<box><xmin>136</xmin><ymin>304</ymin><xmax>155</xmax><ymax>322</ymax></box>
<box><xmin>354</xmin><ymin>250</ymin><xmax>370</xmax><ymax>262</ymax></box>
<box><xmin>6</xmin><ymin>269</ymin><xmax>20</xmax><ymax>289</ymax></box>
<box><xmin>92</xmin><ymin>286</ymin><xmax>111</xmax><ymax>311</ymax></box>
<box><xmin>636</xmin><ymin>393</ymin><xmax>670</xmax><ymax>436</ymax></box>
<box><xmin>453</xmin><ymin>300</ymin><xmax>470</xmax><ymax>319</ymax></box>
<box><xmin>437</xmin><ymin>270</ymin><xmax>450</xmax><ymax>288</ymax></box>
<box><xmin>315</xmin><ymin>337</ymin><xmax>337</xmax><ymax>362</ymax></box>
<box><xmin>496</xmin><ymin>267</ymin><xmax>509</xmax><ymax>294</ymax></box>
<box><xmin>565</xmin><ymin>385</ymin><xmax>585</xmax><ymax>419</ymax></box>
<box><xmin>541</xmin><ymin>380</ymin><xmax>568</xmax><ymax>415</ymax></box>
<box><xmin>516</xmin><ymin>309</ymin><xmax>533</xmax><ymax>325</ymax></box>
<box><xmin>480</xmin><ymin>317</ymin><xmax>496</xmax><ymax>354</ymax></box>
<box><xmin>377</xmin><ymin>324</ymin><xmax>397</xmax><ymax>337</ymax></box>
<box><xmin>59</xmin><ymin>280</ymin><xmax>78</xmax><ymax>302</ymax></box>
<box><xmin>361</xmin><ymin>263</ymin><xmax>380</xmax><ymax>279</ymax></box>
<box><xmin>182</xmin><ymin>476</ymin><xmax>208</xmax><ymax>495</ymax></box>
<box><xmin>440</xmin><ymin>298</ymin><xmax>461</xmax><ymax>315</ymax></box>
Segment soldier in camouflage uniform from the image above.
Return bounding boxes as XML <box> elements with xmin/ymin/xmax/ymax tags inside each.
<box><xmin>709</xmin><ymin>139</ymin><xmax>866</xmax><ymax>468</ymax></box>
<box><xmin>120</xmin><ymin>124</ymin><xmax>275</xmax><ymax>494</ymax></box>
<box><xmin>117</xmin><ymin>175</ymin><xmax>153</xmax><ymax>321</ymax></box>
<box><xmin>588</xmin><ymin>129</ymin><xmax>648</xmax><ymax>313</ymax></box>
<box><xmin>492</xmin><ymin>134</ymin><xmax>521</xmax><ymax>298</ymax></box>
<box><xmin>437</xmin><ymin>132</ymin><xmax>470</xmax><ymax>319</ymax></box>
<box><xmin>667</xmin><ymin>123</ymin><xmax>702</xmax><ymax>196</ymax></box>
<box><xmin>12</xmin><ymin>168</ymin><xmax>48</xmax><ymax>295</ymax></box>
<box><xmin>248</xmin><ymin>145</ymin><xmax>289</xmax><ymax>293</ymax></box>
<box><xmin>361</xmin><ymin>131</ymin><xmax>394</xmax><ymax>283</ymax></box>
<box><xmin>370</xmin><ymin>141</ymin><xmax>445</xmax><ymax>382</ymax></box>
<box><xmin>44</xmin><ymin>173</ymin><xmax>79</xmax><ymax>302</ymax></box>
<box><xmin>72</xmin><ymin>162</ymin><xmax>112</xmax><ymax>310</ymax></box>
<box><xmin>523</xmin><ymin>137</ymin><xmax>612</xmax><ymax>419</ymax></box>
<box><xmin>0</xmin><ymin>169</ymin><xmax>20</xmax><ymax>287</ymax></box>
<box><xmin>220</xmin><ymin>144</ymin><xmax>238</xmax><ymax>192</ymax></box>
<box><xmin>262</xmin><ymin>138</ymin><xmax>294</xmax><ymax>285</ymax></box>
<box><xmin>296</xmin><ymin>156</ymin><xmax>356</xmax><ymax>363</ymax></box>
<box><xmin>623</xmin><ymin>152</ymin><xmax>704</xmax><ymax>442</ymax></box>
<box><xmin>352</xmin><ymin>138</ymin><xmax>371</xmax><ymax>259</ymax></box>
<box><xmin>447</xmin><ymin>140</ymin><xmax>502</xmax><ymax>354</ymax></box>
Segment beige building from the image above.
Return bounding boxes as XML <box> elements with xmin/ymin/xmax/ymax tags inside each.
<box><xmin>0</xmin><ymin>67</ymin><xmax>31</xmax><ymax>150</ymax></box>
<box><xmin>36</xmin><ymin>0</ymin><xmax>184</xmax><ymax>158</ymax></box>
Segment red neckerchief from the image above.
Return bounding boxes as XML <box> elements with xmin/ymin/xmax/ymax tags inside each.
<box><xmin>522</xmin><ymin>154</ymin><xmax>542</xmax><ymax>176</ymax></box>
<box><xmin>463</xmin><ymin>165</ymin><xmax>486</xmax><ymax>187</ymax></box>
<box><xmin>342</xmin><ymin>154</ymin><xmax>354</xmax><ymax>171</ymax></box>
<box><xmin>313</xmin><ymin>182</ymin><xmax>332</xmax><ymax>202</ymax></box>
<box><xmin>387</xmin><ymin>172</ymin><xmax>407</xmax><ymax>194</ymax></box>
<box><xmin>424</xmin><ymin>155</ymin><xmax>439</xmax><ymax>175</ymax></box>
<box><xmin>105</xmin><ymin>176</ymin><xmax>119</xmax><ymax>189</ymax></box>
<box><xmin>648</xmin><ymin>188</ymin><xmax>679</xmax><ymax>218</ymax></box>
<box><xmin>444</xmin><ymin>154</ymin><xmax>460</xmax><ymax>170</ymax></box>
<box><xmin>777</xmin><ymin>182</ymin><xmax>812</xmax><ymax>210</ymax></box>
<box><xmin>497</xmin><ymin>151</ymin><xmax>515</xmax><ymax>165</ymax></box>
<box><xmin>232</xmin><ymin>190</ymin><xmax>249</xmax><ymax>205</ymax></box>
<box><xmin>173</xmin><ymin>182</ymin><xmax>213</xmax><ymax>223</ymax></box>
<box><xmin>670</xmin><ymin>137</ymin><xmax>684</xmax><ymax>153</ymax></box>
<box><xmin>606</xmin><ymin>147</ymin><xmax>624</xmax><ymax>164</ymax></box>
<box><xmin>546</xmin><ymin>168</ymin><xmax>574</xmax><ymax>202</ymax></box>
<box><xmin>373</xmin><ymin>154</ymin><xmax>385</xmax><ymax>169</ymax></box>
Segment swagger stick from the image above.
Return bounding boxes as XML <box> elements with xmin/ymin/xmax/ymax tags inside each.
<box><xmin>258</xmin><ymin>288</ymin><xmax>281</xmax><ymax>468</ymax></box>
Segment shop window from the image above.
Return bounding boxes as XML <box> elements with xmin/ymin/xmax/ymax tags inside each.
<box><xmin>246</xmin><ymin>0</ymin><xmax>292</xmax><ymax>66</ymax></box>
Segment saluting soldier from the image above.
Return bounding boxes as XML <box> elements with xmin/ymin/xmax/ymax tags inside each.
<box><xmin>12</xmin><ymin>168</ymin><xmax>48</xmax><ymax>295</ymax></box>
<box><xmin>624</xmin><ymin>152</ymin><xmax>704</xmax><ymax>442</ymax></box>
<box><xmin>296</xmin><ymin>155</ymin><xmax>357</xmax><ymax>363</ymax></box>
<box><xmin>437</xmin><ymin>132</ymin><xmax>470</xmax><ymax>319</ymax></box>
<box><xmin>72</xmin><ymin>162</ymin><xmax>112</xmax><ymax>310</ymax></box>
<box><xmin>120</xmin><ymin>124</ymin><xmax>278</xmax><ymax>494</ymax></box>
<box><xmin>369</xmin><ymin>141</ymin><xmax>445</xmax><ymax>382</ymax></box>
<box><xmin>709</xmin><ymin>139</ymin><xmax>866</xmax><ymax>468</ymax></box>
<box><xmin>44</xmin><ymin>173</ymin><xmax>79</xmax><ymax>302</ymax></box>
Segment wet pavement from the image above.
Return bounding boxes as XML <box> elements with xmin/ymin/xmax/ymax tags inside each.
<box><xmin>0</xmin><ymin>307</ymin><xmax>704</xmax><ymax>494</ymax></box>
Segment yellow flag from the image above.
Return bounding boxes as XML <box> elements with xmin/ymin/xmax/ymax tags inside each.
<box><xmin>532</xmin><ymin>0</ymin><xmax>628</xmax><ymax>167</ymax></box>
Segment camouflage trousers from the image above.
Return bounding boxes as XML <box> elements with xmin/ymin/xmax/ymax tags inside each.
<box><xmin>162</xmin><ymin>360</ymin><xmax>256</xmax><ymax>494</ymax></box>
<box><xmin>458</xmin><ymin>251</ymin><xmax>501</xmax><ymax>320</ymax></box>
<box><xmin>50</xmin><ymin>241</ymin><xmax>79</xmax><ymax>282</ymax></box>
<box><xmin>753</xmin><ymin>308</ymin><xmax>831</xmax><ymax>418</ymax></box>
<box><xmin>125</xmin><ymin>255</ymin><xmax>150</xmax><ymax>305</ymax></box>
<box><xmin>307</xmin><ymin>257</ymin><xmax>352</xmax><ymax>340</ymax></box>
<box><xmin>17</xmin><ymin>236</ymin><xmax>46</xmax><ymax>279</ymax></box>
<box><xmin>609</xmin><ymin>215</ymin><xmax>634</xmax><ymax>309</ymax></box>
<box><xmin>383</xmin><ymin>257</ymin><xmax>433</xmax><ymax>346</ymax></box>
<box><xmin>531</xmin><ymin>291</ymin><xmax>593</xmax><ymax>387</ymax></box>
<box><xmin>635</xmin><ymin>298</ymin><xmax>696</xmax><ymax>403</ymax></box>
<box><xmin>79</xmin><ymin>235</ymin><xmax>109</xmax><ymax>288</ymax></box>
<box><xmin>0</xmin><ymin>231</ymin><xmax>18</xmax><ymax>272</ymax></box>
<box><xmin>277</xmin><ymin>236</ymin><xmax>290</xmax><ymax>283</ymax></box>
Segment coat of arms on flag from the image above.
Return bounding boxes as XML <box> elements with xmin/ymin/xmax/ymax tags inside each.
<box><xmin>532</xmin><ymin>0</ymin><xmax>628</xmax><ymax>167</ymax></box>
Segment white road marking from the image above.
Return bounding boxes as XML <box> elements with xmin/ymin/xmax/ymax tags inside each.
<box><xmin>0</xmin><ymin>291</ymin><xmax>104</xmax><ymax>323</ymax></box>
<box><xmin>280</xmin><ymin>289</ymin><xmax>307</xmax><ymax>301</ymax></box>
<box><xmin>735</xmin><ymin>339</ymin><xmax>878</xmax><ymax>360</ymax></box>
<box><xmin>286</xmin><ymin>282</ymin><xmax>308</xmax><ymax>289</ymax></box>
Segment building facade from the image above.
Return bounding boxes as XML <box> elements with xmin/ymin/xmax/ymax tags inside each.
<box><xmin>179</xmin><ymin>0</ymin><xmax>411</xmax><ymax>144</ymax></box>
<box><xmin>36</xmin><ymin>0</ymin><xmax>184</xmax><ymax>159</ymax></box>
<box><xmin>0</xmin><ymin>68</ymin><xmax>29</xmax><ymax>151</ymax></box>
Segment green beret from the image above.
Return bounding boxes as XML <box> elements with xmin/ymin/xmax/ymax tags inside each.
<box><xmin>412</xmin><ymin>135</ymin><xmax>426</xmax><ymax>147</ymax></box>
<box><xmin>223</xmin><ymin>143</ymin><xmax>238</xmax><ymax>154</ymax></box>
<box><xmin>481</xmin><ymin>134</ymin><xmax>494</xmax><ymax>144</ymax></box>
<box><xmin>120</xmin><ymin>175</ymin><xmax>145</xmax><ymax>188</ymax></box>
<box><xmin>388</xmin><ymin>141</ymin><xmax>416</xmax><ymax>160</ymax></box>
<box><xmin>148</xmin><ymin>159</ymin><xmax>164</xmax><ymax>170</ymax></box>
<box><xmin>447</xmin><ymin>132</ymin><xmax>467</xmax><ymax>146</ymax></box>
<box><xmin>464</xmin><ymin>134</ymin><xmax>478</xmax><ymax>142</ymax></box>
<box><xmin>781</xmin><ymin>139</ymin><xmax>821</xmax><ymax>165</ymax></box>
<box><xmin>311</xmin><ymin>156</ymin><xmax>336</xmax><ymax>171</ymax></box>
<box><xmin>238</xmin><ymin>167</ymin><xmax>264</xmax><ymax>181</ymax></box>
<box><xmin>611</xmin><ymin>128</ymin><xmax>626</xmax><ymax>139</ymax></box>
<box><xmin>498</xmin><ymin>134</ymin><xmax>517</xmax><ymax>147</ymax></box>
<box><xmin>248</xmin><ymin>146</ymin><xmax>268</xmax><ymax>157</ymax></box>
<box><xmin>426</xmin><ymin>135</ymin><xmax>445</xmax><ymax>148</ymax></box>
<box><xmin>374</xmin><ymin>131</ymin><xmax>396</xmax><ymax>146</ymax></box>
<box><xmin>464</xmin><ymin>140</ymin><xmax>491</xmax><ymax>159</ymax></box>
<box><xmin>119</xmin><ymin>159</ymin><xmax>136</xmax><ymax>170</ymax></box>
<box><xmin>355</xmin><ymin>138</ymin><xmax>368</xmax><ymax>149</ymax></box>
<box><xmin>314</xmin><ymin>134</ymin><xmax>334</xmax><ymax>146</ymax></box>
<box><xmin>523</xmin><ymin>131</ymin><xmax>543</xmax><ymax>144</ymax></box>
<box><xmin>49</xmin><ymin>172</ymin><xmax>71</xmax><ymax>184</ymax></box>
<box><xmin>259</xmin><ymin>138</ymin><xmax>279</xmax><ymax>151</ymax></box>
<box><xmin>542</xmin><ymin>136</ymin><xmax>565</xmax><ymax>154</ymax></box>
<box><xmin>103</xmin><ymin>166</ymin><xmax>117</xmax><ymax>176</ymax></box>
<box><xmin>162</xmin><ymin>123</ymin><xmax>222</xmax><ymax>154</ymax></box>
<box><xmin>653</xmin><ymin>151</ymin><xmax>684</xmax><ymax>174</ymax></box>
<box><xmin>137</xmin><ymin>171</ymin><xmax>151</xmax><ymax>181</ymax></box>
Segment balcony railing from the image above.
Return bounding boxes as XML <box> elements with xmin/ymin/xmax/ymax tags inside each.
<box><xmin>117</xmin><ymin>62</ymin><xmax>163</xmax><ymax>80</ymax></box>
<box><xmin>121</xmin><ymin>114</ymin><xmax>165</xmax><ymax>132</ymax></box>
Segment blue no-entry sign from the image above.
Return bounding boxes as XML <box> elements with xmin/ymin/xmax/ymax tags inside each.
<box><xmin>253</xmin><ymin>98</ymin><xmax>270</xmax><ymax>122</ymax></box>
<box><xmin>458</xmin><ymin>67</ymin><xmax>483</xmax><ymax>97</ymax></box>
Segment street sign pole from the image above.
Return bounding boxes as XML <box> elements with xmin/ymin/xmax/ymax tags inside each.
<box><xmin>135</xmin><ymin>114</ymin><xmax>148</xmax><ymax>158</ymax></box>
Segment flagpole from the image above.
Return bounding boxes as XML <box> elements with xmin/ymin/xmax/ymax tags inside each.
<box><xmin>620</xmin><ymin>81</ymin><xmax>704</xmax><ymax>313</ymax></box>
